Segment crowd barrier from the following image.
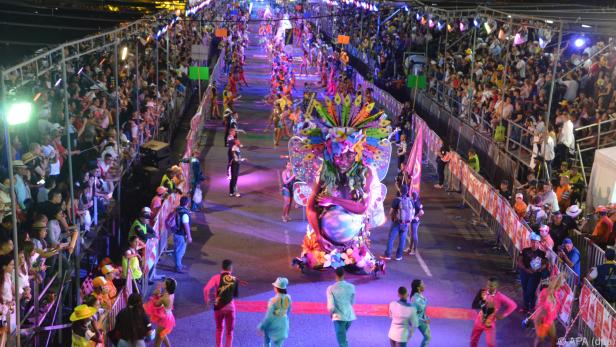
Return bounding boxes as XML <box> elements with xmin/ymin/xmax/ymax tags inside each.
<box><xmin>141</xmin><ymin>47</ymin><xmax>225</xmax><ymax>295</ymax></box>
<box><xmin>578</xmin><ymin>279</ymin><xmax>616</xmax><ymax>346</ymax></box>
<box><xmin>351</xmin><ymin>67</ymin><xmax>613</xmax><ymax>338</ymax></box>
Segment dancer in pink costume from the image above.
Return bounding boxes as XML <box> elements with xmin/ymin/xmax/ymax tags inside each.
<box><xmin>470</xmin><ymin>277</ymin><xmax>517</xmax><ymax>347</ymax></box>
<box><xmin>532</xmin><ymin>274</ymin><xmax>566</xmax><ymax>347</ymax></box>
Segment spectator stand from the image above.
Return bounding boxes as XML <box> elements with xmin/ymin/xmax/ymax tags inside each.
<box><xmin>351</xmin><ymin>55</ymin><xmax>615</xmax><ymax>342</ymax></box>
<box><xmin>313</xmin><ymin>1</ymin><xmax>616</xmax><ymax>203</ymax></box>
<box><xmin>0</xmin><ymin>1</ymin><xmax>217</xmax><ymax>344</ymax></box>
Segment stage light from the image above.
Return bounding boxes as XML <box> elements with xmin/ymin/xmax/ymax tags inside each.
<box><xmin>420</xmin><ymin>16</ymin><xmax>427</xmax><ymax>26</ymax></box>
<box><xmin>581</xmin><ymin>24</ymin><xmax>591</xmax><ymax>28</ymax></box>
<box><xmin>416</xmin><ymin>12</ymin><xmax>421</xmax><ymax>20</ymax></box>
<box><xmin>121</xmin><ymin>46</ymin><xmax>128</xmax><ymax>61</ymax></box>
<box><xmin>459</xmin><ymin>20</ymin><xmax>466</xmax><ymax>32</ymax></box>
<box><xmin>574</xmin><ymin>38</ymin><xmax>586</xmax><ymax>48</ymax></box>
<box><xmin>437</xmin><ymin>21</ymin><xmax>444</xmax><ymax>31</ymax></box>
<box><xmin>447</xmin><ymin>23</ymin><xmax>453</xmax><ymax>32</ymax></box>
<box><xmin>545</xmin><ymin>20</ymin><xmax>554</xmax><ymax>24</ymax></box>
<box><xmin>54</xmin><ymin>78</ymin><xmax>62</xmax><ymax>87</ymax></box>
<box><xmin>77</xmin><ymin>67</ymin><xmax>84</xmax><ymax>75</ymax></box>
<box><xmin>514</xmin><ymin>33</ymin><xmax>526</xmax><ymax>45</ymax></box>
<box><xmin>403</xmin><ymin>5</ymin><xmax>409</xmax><ymax>12</ymax></box>
<box><xmin>6</xmin><ymin>102</ymin><xmax>33</xmax><ymax>126</ymax></box>
<box><xmin>428</xmin><ymin>19</ymin><xmax>435</xmax><ymax>28</ymax></box>
<box><xmin>473</xmin><ymin>18</ymin><xmax>481</xmax><ymax>28</ymax></box>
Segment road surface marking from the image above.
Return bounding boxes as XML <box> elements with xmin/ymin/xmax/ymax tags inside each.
<box><xmin>415</xmin><ymin>251</ymin><xmax>433</xmax><ymax>277</ymax></box>
<box><xmin>235</xmin><ymin>301</ymin><xmax>475</xmax><ymax>320</ymax></box>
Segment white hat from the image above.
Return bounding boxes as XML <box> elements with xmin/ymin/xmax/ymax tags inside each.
<box><xmin>530</xmin><ymin>233</ymin><xmax>541</xmax><ymax>242</ymax></box>
<box><xmin>566</xmin><ymin>205</ymin><xmax>581</xmax><ymax>218</ymax></box>
<box><xmin>141</xmin><ymin>207</ymin><xmax>152</xmax><ymax>217</ymax></box>
<box><xmin>515</xmin><ymin>193</ymin><xmax>524</xmax><ymax>199</ymax></box>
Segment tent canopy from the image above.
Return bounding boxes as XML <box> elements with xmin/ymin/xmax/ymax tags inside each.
<box><xmin>587</xmin><ymin>146</ymin><xmax>616</xmax><ymax>209</ymax></box>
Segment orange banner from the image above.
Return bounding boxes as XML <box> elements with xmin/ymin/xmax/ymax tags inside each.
<box><xmin>215</xmin><ymin>28</ymin><xmax>228</xmax><ymax>38</ymax></box>
<box><xmin>337</xmin><ymin>35</ymin><xmax>350</xmax><ymax>45</ymax></box>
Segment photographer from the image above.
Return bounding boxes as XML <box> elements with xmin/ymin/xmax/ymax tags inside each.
<box><xmin>557</xmin><ymin>238</ymin><xmax>581</xmax><ymax>278</ymax></box>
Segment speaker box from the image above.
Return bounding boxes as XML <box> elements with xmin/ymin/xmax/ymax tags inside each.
<box><xmin>142</xmin><ymin>140</ymin><xmax>171</xmax><ymax>159</ymax></box>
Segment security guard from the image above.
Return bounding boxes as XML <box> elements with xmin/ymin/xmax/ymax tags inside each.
<box><xmin>128</xmin><ymin>207</ymin><xmax>155</xmax><ymax>242</ymax></box>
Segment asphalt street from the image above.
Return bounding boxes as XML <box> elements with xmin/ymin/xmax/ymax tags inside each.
<box><xmin>155</xmin><ymin>21</ymin><xmax>534</xmax><ymax>347</ymax></box>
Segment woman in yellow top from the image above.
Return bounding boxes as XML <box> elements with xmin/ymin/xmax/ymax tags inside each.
<box><xmin>122</xmin><ymin>236</ymin><xmax>143</xmax><ymax>283</ymax></box>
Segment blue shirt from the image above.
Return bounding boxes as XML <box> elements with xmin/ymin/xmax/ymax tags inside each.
<box><xmin>326</xmin><ymin>280</ymin><xmax>356</xmax><ymax>321</ymax></box>
<box><xmin>565</xmin><ymin>247</ymin><xmax>581</xmax><ymax>278</ymax></box>
<box><xmin>410</xmin><ymin>293</ymin><xmax>428</xmax><ymax>323</ymax></box>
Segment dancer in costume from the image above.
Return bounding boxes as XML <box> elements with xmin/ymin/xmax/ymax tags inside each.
<box><xmin>470</xmin><ymin>277</ymin><xmax>517</xmax><ymax>347</ymax></box>
<box><xmin>290</xmin><ymin>91</ymin><xmax>391</xmax><ymax>275</ymax></box>
<box><xmin>532</xmin><ymin>274</ymin><xmax>566</xmax><ymax>347</ymax></box>
<box><xmin>281</xmin><ymin>162</ymin><xmax>296</xmax><ymax>222</ymax></box>
<box><xmin>144</xmin><ymin>277</ymin><xmax>177</xmax><ymax>347</ymax></box>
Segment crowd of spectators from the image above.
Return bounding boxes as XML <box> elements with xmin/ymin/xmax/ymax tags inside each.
<box><xmin>0</xmin><ymin>3</ymin><xmax>231</xmax><ymax>344</ymax></box>
<box><xmin>309</xmin><ymin>3</ymin><xmax>616</xmax><ymax>310</ymax></box>
<box><xmin>320</xmin><ymin>3</ymin><xmax>616</xmax><ymax>185</ymax></box>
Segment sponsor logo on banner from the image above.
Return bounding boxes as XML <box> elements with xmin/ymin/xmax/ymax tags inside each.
<box><xmin>594</xmin><ymin>295</ymin><xmax>604</xmax><ymax>338</ymax></box>
<box><xmin>557</xmin><ymin>284</ymin><xmax>574</xmax><ymax>324</ymax></box>
<box><xmin>404</xmin><ymin>125</ymin><xmax>423</xmax><ymax>195</ymax></box>
<box><xmin>602</xmin><ymin>306</ymin><xmax>612</xmax><ymax>343</ymax></box>
<box><xmin>580</xmin><ymin>285</ymin><xmax>591</xmax><ymax>323</ymax></box>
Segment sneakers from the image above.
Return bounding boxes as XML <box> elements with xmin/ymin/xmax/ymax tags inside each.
<box><xmin>379</xmin><ymin>255</ymin><xmax>392</xmax><ymax>261</ymax></box>
<box><xmin>395</xmin><ymin>257</ymin><xmax>403</xmax><ymax>261</ymax></box>
<box><xmin>434</xmin><ymin>184</ymin><xmax>443</xmax><ymax>189</ymax></box>
<box><xmin>234</xmin><ymin>193</ymin><xmax>241</xmax><ymax>197</ymax></box>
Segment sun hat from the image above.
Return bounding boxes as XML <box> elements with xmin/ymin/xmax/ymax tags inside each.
<box><xmin>92</xmin><ymin>276</ymin><xmax>107</xmax><ymax>288</ymax></box>
<box><xmin>272</xmin><ymin>277</ymin><xmax>289</xmax><ymax>290</ymax></box>
<box><xmin>21</xmin><ymin>152</ymin><xmax>37</xmax><ymax>164</ymax></box>
<box><xmin>566</xmin><ymin>205</ymin><xmax>581</xmax><ymax>218</ymax></box>
<box><xmin>12</xmin><ymin>160</ymin><xmax>26</xmax><ymax>168</ymax></box>
<box><xmin>70</xmin><ymin>304</ymin><xmax>97</xmax><ymax>322</ymax></box>
<box><xmin>101</xmin><ymin>265</ymin><xmax>116</xmax><ymax>275</ymax></box>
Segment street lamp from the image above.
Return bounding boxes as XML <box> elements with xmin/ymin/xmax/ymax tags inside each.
<box><xmin>3</xmin><ymin>100</ymin><xmax>32</xmax><ymax>347</ymax></box>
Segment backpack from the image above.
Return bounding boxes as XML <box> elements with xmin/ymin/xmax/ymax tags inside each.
<box><xmin>398</xmin><ymin>196</ymin><xmax>415</xmax><ymax>223</ymax></box>
<box><xmin>165</xmin><ymin>210</ymin><xmax>179</xmax><ymax>233</ymax></box>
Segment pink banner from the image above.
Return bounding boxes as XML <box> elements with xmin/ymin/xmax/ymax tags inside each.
<box><xmin>404</xmin><ymin>126</ymin><xmax>423</xmax><ymax>195</ymax></box>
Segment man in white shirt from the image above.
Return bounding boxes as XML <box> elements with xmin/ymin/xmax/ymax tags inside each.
<box><xmin>388</xmin><ymin>286</ymin><xmax>418</xmax><ymax>346</ymax></box>
<box><xmin>541</xmin><ymin>182</ymin><xmax>560</xmax><ymax>214</ymax></box>
<box><xmin>555</xmin><ymin>113</ymin><xmax>575</xmax><ymax>168</ymax></box>
<box><xmin>326</xmin><ymin>268</ymin><xmax>356</xmax><ymax>347</ymax></box>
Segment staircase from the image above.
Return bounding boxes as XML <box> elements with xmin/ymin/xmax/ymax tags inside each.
<box><xmin>572</xmin><ymin>117</ymin><xmax>616</xmax><ymax>185</ymax></box>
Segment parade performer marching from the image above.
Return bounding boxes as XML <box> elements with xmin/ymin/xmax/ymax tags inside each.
<box><xmin>290</xmin><ymin>91</ymin><xmax>392</xmax><ymax>275</ymax></box>
<box><xmin>532</xmin><ymin>274</ymin><xmax>566</xmax><ymax>347</ymax></box>
<box><xmin>470</xmin><ymin>277</ymin><xmax>517</xmax><ymax>347</ymax></box>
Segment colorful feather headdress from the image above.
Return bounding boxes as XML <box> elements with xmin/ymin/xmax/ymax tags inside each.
<box><xmin>300</xmin><ymin>92</ymin><xmax>391</xmax><ymax>166</ymax></box>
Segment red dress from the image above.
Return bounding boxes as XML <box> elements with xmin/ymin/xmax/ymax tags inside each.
<box><xmin>144</xmin><ymin>293</ymin><xmax>176</xmax><ymax>337</ymax></box>
<box><xmin>533</xmin><ymin>289</ymin><xmax>563</xmax><ymax>338</ymax></box>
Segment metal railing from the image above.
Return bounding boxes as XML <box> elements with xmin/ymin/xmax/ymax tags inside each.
<box><xmin>573</xmin><ymin>117</ymin><xmax>616</xmax><ymax>184</ymax></box>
